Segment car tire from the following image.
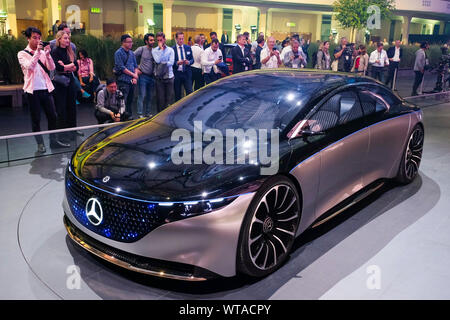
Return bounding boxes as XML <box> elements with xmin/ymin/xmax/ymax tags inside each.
<box><xmin>237</xmin><ymin>175</ymin><xmax>301</xmax><ymax>277</ymax></box>
<box><xmin>396</xmin><ymin>124</ymin><xmax>424</xmax><ymax>184</ymax></box>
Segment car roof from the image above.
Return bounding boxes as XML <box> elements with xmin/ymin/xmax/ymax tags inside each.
<box><xmin>224</xmin><ymin>68</ymin><xmax>379</xmax><ymax>87</ymax></box>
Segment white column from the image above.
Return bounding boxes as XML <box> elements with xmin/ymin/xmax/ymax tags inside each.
<box><xmin>88</xmin><ymin>0</ymin><xmax>103</xmax><ymax>37</ymax></box>
<box><xmin>266</xmin><ymin>9</ymin><xmax>272</xmax><ymax>37</ymax></box>
<box><xmin>5</xmin><ymin>0</ymin><xmax>16</xmax><ymax>37</ymax></box>
<box><xmin>439</xmin><ymin>21</ymin><xmax>445</xmax><ymax>35</ymax></box>
<box><xmin>45</xmin><ymin>0</ymin><xmax>59</xmax><ymax>34</ymax></box>
<box><xmin>217</xmin><ymin>8</ymin><xmax>223</xmax><ymax>39</ymax></box>
<box><xmin>315</xmin><ymin>14</ymin><xmax>322</xmax><ymax>42</ymax></box>
<box><xmin>136</xmin><ymin>0</ymin><xmax>146</xmax><ymax>36</ymax></box>
<box><xmin>163</xmin><ymin>0</ymin><xmax>173</xmax><ymax>39</ymax></box>
<box><xmin>259</xmin><ymin>7</ymin><xmax>267</xmax><ymax>36</ymax></box>
<box><xmin>401</xmin><ymin>15</ymin><xmax>412</xmax><ymax>45</ymax></box>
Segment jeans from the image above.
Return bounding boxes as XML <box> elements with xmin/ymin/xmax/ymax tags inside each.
<box><xmin>174</xmin><ymin>71</ymin><xmax>193</xmax><ymax>101</ymax></box>
<box><xmin>137</xmin><ymin>74</ymin><xmax>155</xmax><ymax>116</ymax></box>
<box><xmin>26</xmin><ymin>90</ymin><xmax>58</xmax><ymax>145</ymax></box>
<box><xmin>118</xmin><ymin>80</ymin><xmax>135</xmax><ymax>115</ymax></box>
<box><xmin>412</xmin><ymin>71</ymin><xmax>424</xmax><ymax>95</ymax></box>
<box><xmin>371</xmin><ymin>66</ymin><xmax>385</xmax><ymax>83</ymax></box>
<box><xmin>81</xmin><ymin>75</ymin><xmax>100</xmax><ymax>96</ymax></box>
<box><xmin>156</xmin><ymin>77</ymin><xmax>175</xmax><ymax>112</ymax></box>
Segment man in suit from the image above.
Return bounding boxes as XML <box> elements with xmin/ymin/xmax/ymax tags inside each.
<box><xmin>172</xmin><ymin>31</ymin><xmax>194</xmax><ymax>101</ymax></box>
<box><xmin>231</xmin><ymin>34</ymin><xmax>252</xmax><ymax>73</ymax></box>
<box><xmin>385</xmin><ymin>40</ymin><xmax>403</xmax><ymax>89</ymax></box>
<box><xmin>221</xmin><ymin>31</ymin><xmax>229</xmax><ymax>44</ymax></box>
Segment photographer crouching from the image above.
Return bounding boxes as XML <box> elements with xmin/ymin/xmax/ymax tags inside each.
<box><xmin>95</xmin><ymin>78</ymin><xmax>131</xmax><ymax>124</ymax></box>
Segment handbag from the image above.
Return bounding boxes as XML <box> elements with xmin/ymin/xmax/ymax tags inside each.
<box><xmin>331</xmin><ymin>59</ymin><xmax>338</xmax><ymax>72</ymax></box>
<box><xmin>154</xmin><ymin>63</ymin><xmax>170</xmax><ymax>80</ymax></box>
<box><xmin>53</xmin><ymin>73</ymin><xmax>71</xmax><ymax>87</ymax></box>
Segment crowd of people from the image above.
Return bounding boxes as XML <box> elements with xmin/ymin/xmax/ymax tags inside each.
<box><xmin>16</xmin><ymin>24</ymin><xmax>450</xmax><ymax>153</ymax></box>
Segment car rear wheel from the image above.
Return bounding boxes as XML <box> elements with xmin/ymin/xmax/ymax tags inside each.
<box><xmin>396</xmin><ymin>124</ymin><xmax>424</xmax><ymax>184</ymax></box>
<box><xmin>237</xmin><ymin>176</ymin><xmax>301</xmax><ymax>277</ymax></box>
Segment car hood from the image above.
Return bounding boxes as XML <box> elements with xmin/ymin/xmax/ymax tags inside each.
<box><xmin>70</xmin><ymin>119</ymin><xmax>270</xmax><ymax>202</ymax></box>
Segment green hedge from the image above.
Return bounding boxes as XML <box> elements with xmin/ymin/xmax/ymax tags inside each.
<box><xmin>0</xmin><ymin>34</ymin><xmax>442</xmax><ymax>84</ymax></box>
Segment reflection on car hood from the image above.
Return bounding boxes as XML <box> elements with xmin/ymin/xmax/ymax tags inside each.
<box><xmin>70</xmin><ymin>119</ymin><xmax>268</xmax><ymax>202</ymax></box>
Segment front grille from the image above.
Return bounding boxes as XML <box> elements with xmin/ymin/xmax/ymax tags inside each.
<box><xmin>64</xmin><ymin>215</ymin><xmax>218</xmax><ymax>280</ymax></box>
<box><xmin>65</xmin><ymin>170</ymin><xmax>166</xmax><ymax>243</ymax></box>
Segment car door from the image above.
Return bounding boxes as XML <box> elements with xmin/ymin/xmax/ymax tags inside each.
<box><xmin>357</xmin><ymin>86</ymin><xmax>411</xmax><ymax>185</ymax></box>
<box><xmin>311</xmin><ymin>88</ymin><xmax>369</xmax><ymax>219</ymax></box>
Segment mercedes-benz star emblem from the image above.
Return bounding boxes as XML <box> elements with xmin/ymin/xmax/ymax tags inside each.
<box><xmin>102</xmin><ymin>176</ymin><xmax>110</xmax><ymax>183</ymax></box>
<box><xmin>85</xmin><ymin>198</ymin><xmax>103</xmax><ymax>226</ymax></box>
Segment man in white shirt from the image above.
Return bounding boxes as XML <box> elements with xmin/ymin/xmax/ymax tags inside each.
<box><xmin>201</xmin><ymin>39</ymin><xmax>223</xmax><ymax>84</ymax></box>
<box><xmin>260</xmin><ymin>37</ymin><xmax>282</xmax><ymax>69</ymax></box>
<box><xmin>191</xmin><ymin>35</ymin><xmax>205</xmax><ymax>90</ymax></box>
<box><xmin>369</xmin><ymin>42</ymin><xmax>389</xmax><ymax>82</ymax></box>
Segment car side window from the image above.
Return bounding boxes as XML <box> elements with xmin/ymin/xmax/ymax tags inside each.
<box><xmin>358</xmin><ymin>90</ymin><xmax>389</xmax><ymax>116</ymax></box>
<box><xmin>306</xmin><ymin>90</ymin><xmax>362</xmax><ymax>132</ymax></box>
<box><xmin>338</xmin><ymin>91</ymin><xmax>363</xmax><ymax>125</ymax></box>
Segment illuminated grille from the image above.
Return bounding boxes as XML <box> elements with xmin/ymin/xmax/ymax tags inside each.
<box><xmin>65</xmin><ymin>171</ymin><xmax>166</xmax><ymax>243</ymax></box>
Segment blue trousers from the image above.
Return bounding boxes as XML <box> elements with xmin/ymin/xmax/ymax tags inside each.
<box><xmin>137</xmin><ymin>74</ymin><xmax>155</xmax><ymax>116</ymax></box>
<box><xmin>174</xmin><ymin>71</ymin><xmax>193</xmax><ymax>101</ymax></box>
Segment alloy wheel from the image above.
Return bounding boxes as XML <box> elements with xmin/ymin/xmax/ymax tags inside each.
<box><xmin>248</xmin><ymin>184</ymin><xmax>300</xmax><ymax>271</ymax></box>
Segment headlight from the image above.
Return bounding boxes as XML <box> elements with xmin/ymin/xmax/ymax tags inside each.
<box><xmin>161</xmin><ymin>197</ymin><xmax>237</xmax><ymax>223</ymax></box>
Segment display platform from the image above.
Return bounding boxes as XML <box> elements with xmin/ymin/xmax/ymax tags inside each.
<box><xmin>1</xmin><ymin>102</ymin><xmax>449</xmax><ymax>299</ymax></box>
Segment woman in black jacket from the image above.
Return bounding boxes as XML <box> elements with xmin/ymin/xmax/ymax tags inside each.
<box><xmin>51</xmin><ymin>30</ymin><xmax>79</xmax><ymax>139</ymax></box>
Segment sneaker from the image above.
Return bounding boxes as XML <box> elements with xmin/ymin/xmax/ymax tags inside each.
<box><xmin>82</xmin><ymin>91</ymin><xmax>91</xmax><ymax>98</ymax></box>
<box><xmin>50</xmin><ymin>140</ymin><xmax>70</xmax><ymax>149</ymax></box>
<box><xmin>37</xmin><ymin>143</ymin><xmax>46</xmax><ymax>153</ymax></box>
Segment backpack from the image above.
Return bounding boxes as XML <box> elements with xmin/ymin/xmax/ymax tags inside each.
<box><xmin>312</xmin><ymin>51</ymin><xmax>318</xmax><ymax>68</ymax></box>
<box><xmin>355</xmin><ymin>56</ymin><xmax>361</xmax><ymax>70</ymax></box>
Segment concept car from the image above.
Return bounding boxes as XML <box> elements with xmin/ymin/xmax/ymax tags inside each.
<box><xmin>63</xmin><ymin>70</ymin><xmax>424</xmax><ymax>280</ymax></box>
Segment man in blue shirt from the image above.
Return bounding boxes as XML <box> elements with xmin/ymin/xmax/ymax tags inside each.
<box><xmin>152</xmin><ymin>32</ymin><xmax>175</xmax><ymax>112</ymax></box>
<box><xmin>114</xmin><ymin>34</ymin><xmax>139</xmax><ymax>115</ymax></box>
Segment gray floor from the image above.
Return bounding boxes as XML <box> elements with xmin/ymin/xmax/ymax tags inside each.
<box><xmin>0</xmin><ymin>101</ymin><xmax>449</xmax><ymax>299</ymax></box>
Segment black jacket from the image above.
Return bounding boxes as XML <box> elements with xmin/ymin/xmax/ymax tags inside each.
<box><xmin>387</xmin><ymin>46</ymin><xmax>403</xmax><ymax>60</ymax></box>
<box><xmin>231</xmin><ymin>45</ymin><xmax>252</xmax><ymax>73</ymax></box>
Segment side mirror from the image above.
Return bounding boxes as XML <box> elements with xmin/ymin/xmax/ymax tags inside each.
<box><xmin>287</xmin><ymin>120</ymin><xmax>325</xmax><ymax>140</ymax></box>
<box><xmin>299</xmin><ymin>129</ymin><xmax>325</xmax><ymax>137</ymax></box>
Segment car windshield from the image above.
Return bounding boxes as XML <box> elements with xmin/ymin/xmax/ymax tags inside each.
<box><xmin>153</xmin><ymin>72</ymin><xmax>338</xmax><ymax>133</ymax></box>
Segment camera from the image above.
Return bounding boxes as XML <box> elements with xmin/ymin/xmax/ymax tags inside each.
<box><xmin>40</xmin><ymin>41</ymin><xmax>50</xmax><ymax>47</ymax></box>
<box><xmin>116</xmin><ymin>91</ymin><xmax>124</xmax><ymax>100</ymax></box>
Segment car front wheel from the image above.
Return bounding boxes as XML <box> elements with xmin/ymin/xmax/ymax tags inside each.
<box><xmin>237</xmin><ymin>176</ymin><xmax>301</xmax><ymax>277</ymax></box>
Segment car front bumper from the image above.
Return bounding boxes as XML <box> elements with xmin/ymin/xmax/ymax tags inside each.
<box><xmin>63</xmin><ymin>192</ymin><xmax>255</xmax><ymax>280</ymax></box>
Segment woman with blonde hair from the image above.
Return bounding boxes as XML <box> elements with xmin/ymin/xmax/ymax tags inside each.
<box><xmin>51</xmin><ymin>30</ymin><xmax>79</xmax><ymax>139</ymax></box>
